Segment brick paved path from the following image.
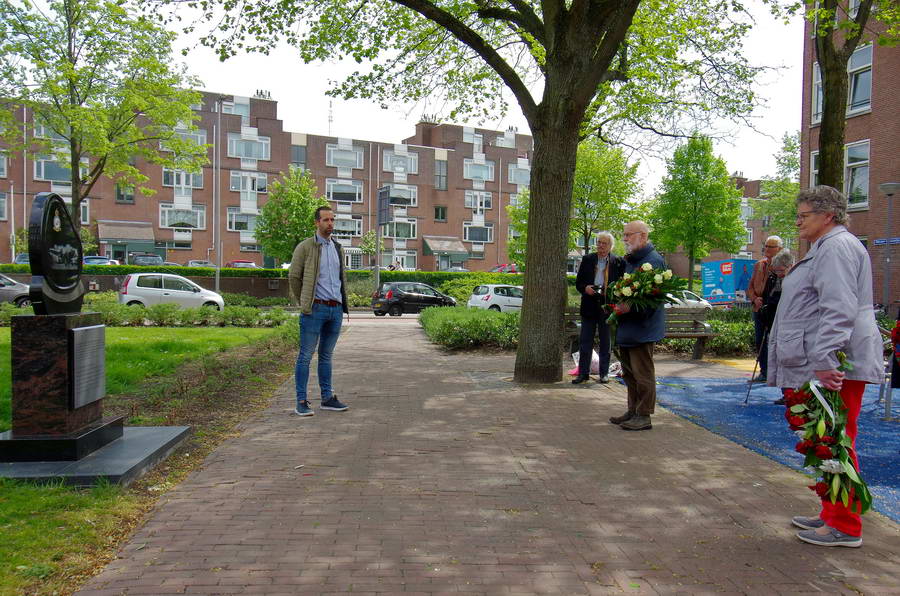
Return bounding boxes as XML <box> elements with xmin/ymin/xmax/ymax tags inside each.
<box><xmin>79</xmin><ymin>319</ymin><xmax>899</xmax><ymax>595</ymax></box>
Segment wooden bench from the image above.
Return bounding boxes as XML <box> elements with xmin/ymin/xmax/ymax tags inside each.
<box><xmin>563</xmin><ymin>305</ymin><xmax>717</xmax><ymax>360</ymax></box>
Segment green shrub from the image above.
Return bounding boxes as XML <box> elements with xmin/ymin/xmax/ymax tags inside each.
<box><xmin>146</xmin><ymin>303</ymin><xmax>181</xmax><ymax>326</ymax></box>
<box><xmin>708</xmin><ymin>307</ymin><xmax>753</xmax><ymax>323</ymax></box>
<box><xmin>84</xmin><ymin>291</ymin><xmax>118</xmax><ymax>305</ymax></box>
<box><xmin>219</xmin><ymin>306</ymin><xmax>260</xmax><ymax>327</ymax></box>
<box><xmin>263</xmin><ymin>307</ymin><xmax>291</xmax><ymax>326</ymax></box>
<box><xmin>345</xmin><ymin>275</ymin><xmax>375</xmax><ymax>298</ymax></box>
<box><xmin>96</xmin><ymin>304</ymin><xmax>129</xmax><ymax>326</ymax></box>
<box><xmin>0</xmin><ymin>303</ymin><xmax>22</xmax><ymax>326</ymax></box>
<box><xmin>123</xmin><ymin>304</ymin><xmax>149</xmax><ymax>326</ymax></box>
<box><xmin>347</xmin><ymin>293</ymin><xmax>371</xmax><ymax>307</ymax></box>
<box><xmin>221</xmin><ymin>293</ymin><xmax>291</xmax><ymax>307</ymax></box>
<box><xmin>419</xmin><ymin>306</ymin><xmax>519</xmax><ymax>349</ymax></box>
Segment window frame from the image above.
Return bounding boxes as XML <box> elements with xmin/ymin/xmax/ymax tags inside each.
<box><xmin>226</xmin><ymin>206</ymin><xmax>257</xmax><ymax>232</ymax></box>
<box><xmin>325</xmin><ymin>178</ymin><xmax>363</xmax><ymax>203</ymax></box>
<box><xmin>463</xmin><ymin>221</ymin><xmax>494</xmax><ymax>243</ymax></box>
<box><xmin>844</xmin><ymin>140</ymin><xmax>869</xmax><ymax>208</ymax></box>
<box><xmin>290</xmin><ymin>144</ymin><xmax>307</xmax><ymax>170</ymax></box>
<box><xmin>159</xmin><ymin>202</ymin><xmax>207</xmax><ymax>230</ymax></box>
<box><xmin>465</xmin><ymin>190</ymin><xmax>493</xmax><ymax>211</ymax></box>
<box><xmin>507</xmin><ymin>164</ymin><xmax>531</xmax><ymax>186</ymax></box>
<box><xmin>226</xmin><ymin>133</ymin><xmax>271</xmax><ymax>160</ymax></box>
<box><xmin>162</xmin><ymin>168</ymin><xmax>203</xmax><ymax>189</ymax></box>
<box><xmin>0</xmin><ymin>152</ymin><xmax>6</xmax><ymax>178</ymax></box>
<box><xmin>325</xmin><ymin>143</ymin><xmax>364</xmax><ymax>169</ymax></box>
<box><xmin>384</xmin><ymin>218</ymin><xmax>417</xmax><ymax>240</ymax></box>
<box><xmin>333</xmin><ymin>215</ymin><xmax>363</xmax><ymax>238</ymax></box>
<box><xmin>229</xmin><ymin>170</ymin><xmax>267</xmax><ymax>193</ymax></box>
<box><xmin>847</xmin><ymin>44</ymin><xmax>872</xmax><ymax>115</ymax></box>
<box><xmin>434</xmin><ymin>159</ymin><xmax>448</xmax><ymax>190</ymax></box>
<box><xmin>387</xmin><ymin>183</ymin><xmax>418</xmax><ymax>207</ymax></box>
<box><xmin>463</xmin><ymin>158</ymin><xmax>495</xmax><ymax>182</ymax></box>
<box><xmin>434</xmin><ymin>205</ymin><xmax>447</xmax><ymax>221</ymax></box>
<box><xmin>383</xmin><ymin>150</ymin><xmax>419</xmax><ymax>175</ymax></box>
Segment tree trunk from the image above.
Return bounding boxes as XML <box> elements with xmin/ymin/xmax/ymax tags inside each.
<box><xmin>513</xmin><ymin>121</ymin><xmax>580</xmax><ymax>383</ymax></box>
<box><xmin>687</xmin><ymin>248</ymin><xmax>695</xmax><ymax>292</ymax></box>
<box><xmin>817</xmin><ymin>51</ymin><xmax>849</xmax><ymax>190</ymax></box>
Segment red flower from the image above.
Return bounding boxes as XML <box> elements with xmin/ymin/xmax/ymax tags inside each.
<box><xmin>795</xmin><ymin>440</ymin><xmax>814</xmax><ymax>454</ymax></box>
<box><xmin>814</xmin><ymin>445</ymin><xmax>834</xmax><ymax>459</ymax></box>
<box><xmin>808</xmin><ymin>482</ymin><xmax>829</xmax><ymax>497</ymax></box>
<box><xmin>787</xmin><ymin>415</ymin><xmax>807</xmax><ymax>428</ymax></box>
<box><xmin>819</xmin><ymin>436</ymin><xmax>835</xmax><ymax>444</ymax></box>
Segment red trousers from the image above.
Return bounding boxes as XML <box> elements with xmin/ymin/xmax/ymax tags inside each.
<box><xmin>818</xmin><ymin>380</ymin><xmax>865</xmax><ymax>537</ymax></box>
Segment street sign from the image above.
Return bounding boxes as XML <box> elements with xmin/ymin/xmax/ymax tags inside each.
<box><xmin>873</xmin><ymin>237</ymin><xmax>900</xmax><ymax>246</ymax></box>
<box><xmin>377</xmin><ymin>186</ymin><xmax>391</xmax><ymax>226</ymax></box>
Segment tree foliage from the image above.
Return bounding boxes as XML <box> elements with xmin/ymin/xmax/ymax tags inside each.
<box><xmin>167</xmin><ymin>0</ymin><xmax>766</xmax><ymax>382</ymax></box>
<box><xmin>505</xmin><ymin>189</ymin><xmax>530</xmax><ymax>269</ymax></box>
<box><xmin>0</xmin><ymin>0</ymin><xmax>207</xmax><ymax>227</ymax></box>
<box><xmin>649</xmin><ymin>136</ymin><xmax>745</xmax><ymax>290</ymax></box>
<box><xmin>255</xmin><ymin>168</ymin><xmax>330</xmax><ymax>263</ymax></box>
<box><xmin>358</xmin><ymin>229</ymin><xmax>384</xmax><ymax>264</ymax></box>
<box><xmin>756</xmin><ymin>131</ymin><xmax>800</xmax><ymax>251</ymax></box>
<box><xmin>571</xmin><ymin>140</ymin><xmax>640</xmax><ymax>252</ymax></box>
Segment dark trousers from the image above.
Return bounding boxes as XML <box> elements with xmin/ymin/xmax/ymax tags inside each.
<box><xmin>619</xmin><ymin>343</ymin><xmax>657</xmax><ymax>416</ymax></box>
<box><xmin>578</xmin><ymin>316</ymin><xmax>611</xmax><ymax>377</ymax></box>
<box><xmin>753</xmin><ymin>311</ymin><xmax>768</xmax><ymax>376</ymax></box>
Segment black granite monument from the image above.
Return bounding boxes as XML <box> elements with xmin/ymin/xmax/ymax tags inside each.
<box><xmin>0</xmin><ymin>193</ymin><xmax>188</xmax><ymax>484</ymax></box>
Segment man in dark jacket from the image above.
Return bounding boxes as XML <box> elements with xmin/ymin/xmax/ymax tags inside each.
<box><xmin>610</xmin><ymin>221</ymin><xmax>666</xmax><ymax>431</ymax></box>
<box><xmin>573</xmin><ymin>232</ymin><xmax>626</xmax><ymax>384</ymax></box>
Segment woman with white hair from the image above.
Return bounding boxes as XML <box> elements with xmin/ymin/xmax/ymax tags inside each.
<box><xmin>768</xmin><ymin>186</ymin><xmax>882</xmax><ymax>548</ymax></box>
<box><xmin>759</xmin><ymin>249</ymin><xmax>794</xmax><ymax>404</ymax></box>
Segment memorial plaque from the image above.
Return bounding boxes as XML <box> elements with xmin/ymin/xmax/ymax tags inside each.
<box><xmin>69</xmin><ymin>324</ymin><xmax>106</xmax><ymax>409</ymax></box>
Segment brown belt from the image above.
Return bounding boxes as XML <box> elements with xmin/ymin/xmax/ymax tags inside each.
<box><xmin>313</xmin><ymin>298</ymin><xmax>341</xmax><ymax>307</ymax></box>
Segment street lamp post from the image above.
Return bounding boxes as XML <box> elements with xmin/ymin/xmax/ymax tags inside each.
<box><xmin>879</xmin><ymin>182</ymin><xmax>900</xmax><ymax>312</ymax></box>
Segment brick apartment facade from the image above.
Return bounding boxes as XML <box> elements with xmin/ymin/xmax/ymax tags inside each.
<box><xmin>0</xmin><ymin>91</ymin><xmax>533</xmax><ymax>272</ymax></box>
<box><xmin>798</xmin><ymin>12</ymin><xmax>900</xmax><ymax>310</ymax></box>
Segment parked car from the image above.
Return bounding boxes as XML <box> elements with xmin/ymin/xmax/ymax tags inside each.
<box><xmin>129</xmin><ymin>253</ymin><xmax>164</xmax><ymax>266</ymax></box>
<box><xmin>371</xmin><ymin>281</ymin><xmax>456</xmax><ymax>316</ymax></box>
<box><xmin>489</xmin><ymin>263</ymin><xmax>519</xmax><ymax>274</ymax></box>
<box><xmin>0</xmin><ymin>273</ymin><xmax>31</xmax><ymax>307</ymax></box>
<box><xmin>13</xmin><ymin>253</ymin><xmax>29</xmax><ymax>265</ymax></box>
<box><xmin>224</xmin><ymin>259</ymin><xmax>261</xmax><ymax>268</ymax></box>
<box><xmin>118</xmin><ymin>273</ymin><xmax>224</xmax><ymax>310</ymax></box>
<box><xmin>665</xmin><ymin>289</ymin><xmax>712</xmax><ymax>311</ymax></box>
<box><xmin>83</xmin><ymin>255</ymin><xmax>113</xmax><ymax>265</ymax></box>
<box><xmin>445</xmin><ymin>266</ymin><xmax>470</xmax><ymax>272</ymax></box>
<box><xmin>162</xmin><ymin>261</ymin><xmax>182</xmax><ymax>267</ymax></box>
<box><xmin>467</xmin><ymin>284</ymin><xmax>524</xmax><ymax>312</ymax></box>
<box><xmin>186</xmin><ymin>259</ymin><xmax>214</xmax><ymax>267</ymax></box>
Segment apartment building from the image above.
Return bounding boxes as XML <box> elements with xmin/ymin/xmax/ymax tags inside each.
<box><xmin>798</xmin><ymin>11</ymin><xmax>900</xmax><ymax>306</ymax></box>
<box><xmin>0</xmin><ymin>91</ymin><xmax>533</xmax><ymax>272</ymax></box>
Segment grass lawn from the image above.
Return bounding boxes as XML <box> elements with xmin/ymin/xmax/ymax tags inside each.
<box><xmin>0</xmin><ymin>325</ymin><xmax>296</xmax><ymax>595</ymax></box>
<box><xmin>0</xmin><ymin>327</ymin><xmax>280</xmax><ymax>432</ymax></box>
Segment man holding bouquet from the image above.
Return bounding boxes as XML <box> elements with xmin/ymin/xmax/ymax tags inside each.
<box><xmin>609</xmin><ymin>221</ymin><xmax>667</xmax><ymax>431</ymax></box>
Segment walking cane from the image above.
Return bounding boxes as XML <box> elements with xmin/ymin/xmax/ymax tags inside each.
<box><xmin>743</xmin><ymin>327</ymin><xmax>770</xmax><ymax>405</ymax></box>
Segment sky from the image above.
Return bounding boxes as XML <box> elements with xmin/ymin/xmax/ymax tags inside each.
<box><xmin>176</xmin><ymin>6</ymin><xmax>805</xmax><ymax>197</ymax></box>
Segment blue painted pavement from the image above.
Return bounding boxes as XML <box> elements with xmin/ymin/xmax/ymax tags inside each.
<box><xmin>651</xmin><ymin>377</ymin><xmax>900</xmax><ymax>524</ymax></box>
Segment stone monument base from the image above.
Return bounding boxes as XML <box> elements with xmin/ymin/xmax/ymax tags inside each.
<box><xmin>0</xmin><ymin>426</ymin><xmax>191</xmax><ymax>487</ymax></box>
<box><xmin>0</xmin><ymin>416</ymin><xmax>124</xmax><ymax>462</ymax></box>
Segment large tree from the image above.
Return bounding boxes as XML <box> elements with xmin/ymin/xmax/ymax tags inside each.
<box><xmin>783</xmin><ymin>0</ymin><xmax>898</xmax><ymax>190</ymax></box>
<box><xmin>174</xmin><ymin>0</ymin><xmax>764</xmax><ymax>382</ymax></box>
<box><xmin>649</xmin><ymin>136</ymin><xmax>745</xmax><ymax>290</ymax></box>
<box><xmin>0</xmin><ymin>0</ymin><xmax>206</xmax><ymax>227</ymax></box>
<box><xmin>756</xmin><ymin>131</ymin><xmax>801</xmax><ymax>251</ymax></box>
<box><xmin>571</xmin><ymin>139</ymin><xmax>640</xmax><ymax>253</ymax></box>
<box><xmin>255</xmin><ymin>168</ymin><xmax>330</xmax><ymax>263</ymax></box>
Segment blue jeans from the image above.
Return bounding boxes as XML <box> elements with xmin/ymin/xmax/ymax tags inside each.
<box><xmin>295</xmin><ymin>303</ymin><xmax>343</xmax><ymax>405</ymax></box>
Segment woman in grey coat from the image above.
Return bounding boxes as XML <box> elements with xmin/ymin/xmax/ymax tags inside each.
<box><xmin>767</xmin><ymin>186</ymin><xmax>882</xmax><ymax>548</ymax></box>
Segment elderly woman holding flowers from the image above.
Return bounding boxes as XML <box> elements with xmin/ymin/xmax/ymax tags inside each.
<box><xmin>768</xmin><ymin>186</ymin><xmax>882</xmax><ymax>548</ymax></box>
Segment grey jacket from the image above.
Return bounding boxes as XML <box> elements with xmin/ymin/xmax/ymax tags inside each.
<box><xmin>288</xmin><ymin>236</ymin><xmax>349</xmax><ymax>315</ymax></box>
<box><xmin>767</xmin><ymin>225</ymin><xmax>882</xmax><ymax>388</ymax></box>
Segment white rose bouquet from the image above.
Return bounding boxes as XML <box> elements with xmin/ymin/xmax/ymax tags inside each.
<box><xmin>605</xmin><ymin>264</ymin><xmax>687</xmax><ymax>324</ymax></box>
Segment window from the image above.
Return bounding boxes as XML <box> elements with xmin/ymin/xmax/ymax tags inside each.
<box><xmin>845</xmin><ymin>141</ymin><xmax>869</xmax><ymax>206</ymax></box>
<box><xmin>745</xmin><ymin>228</ymin><xmax>753</xmax><ymax>245</ymax></box>
<box><xmin>464</xmin><ymin>221</ymin><xmax>494</xmax><ymax>243</ymax></box>
<box><xmin>508</xmin><ymin>164</ymin><xmax>531</xmax><ymax>186</ymax></box>
<box><xmin>333</xmin><ymin>216</ymin><xmax>362</xmax><ymax>237</ymax></box>
<box><xmin>0</xmin><ymin>152</ymin><xmax>6</xmax><ymax>177</ymax></box>
<box><xmin>34</xmin><ymin>154</ymin><xmax>86</xmax><ymax>182</ymax></box>
<box><xmin>227</xmin><ymin>207</ymin><xmax>257</xmax><ymax>232</ymax></box>
<box><xmin>849</xmin><ymin>0</ymin><xmax>861</xmax><ymax>19</ymax></box>
<box><xmin>326</xmin><ymin>178</ymin><xmax>363</xmax><ymax>203</ymax></box>
<box><xmin>463</xmin><ymin>131</ymin><xmax>484</xmax><ymax>153</ymax></box>
<box><xmin>385</xmin><ymin>218</ymin><xmax>417</xmax><ymax>239</ymax></box>
<box><xmin>163</xmin><ymin>276</ymin><xmax>196</xmax><ymax>292</ymax></box>
<box><xmin>163</xmin><ymin>169</ymin><xmax>203</xmax><ymax>188</ymax></box>
<box><xmin>465</xmin><ymin>190</ymin><xmax>492</xmax><ymax>210</ymax></box>
<box><xmin>240</xmin><ymin>244</ymin><xmax>261</xmax><ymax>252</ymax></box>
<box><xmin>848</xmin><ymin>44</ymin><xmax>872</xmax><ymax>114</ymax></box>
<box><xmin>463</xmin><ymin>159</ymin><xmax>495</xmax><ymax>181</ymax></box>
<box><xmin>220</xmin><ymin>101</ymin><xmax>250</xmax><ymax>123</ymax></box>
<box><xmin>326</xmin><ymin>144</ymin><xmax>363</xmax><ymax>169</ymax></box>
<box><xmin>136</xmin><ymin>275</ymin><xmax>162</xmax><ymax>289</ymax></box>
<box><xmin>33</xmin><ymin>121</ymin><xmax>66</xmax><ymax>141</ymax></box>
<box><xmin>388</xmin><ymin>184</ymin><xmax>417</xmax><ymax>206</ymax></box>
<box><xmin>291</xmin><ymin>145</ymin><xmax>307</xmax><ymax>170</ymax></box>
<box><xmin>162</xmin><ymin>125</ymin><xmax>206</xmax><ymax>151</ymax></box>
<box><xmin>383</xmin><ymin>150</ymin><xmax>418</xmax><ymax>174</ymax></box>
<box><xmin>227</xmin><ymin>133</ymin><xmax>270</xmax><ymax>160</ymax></box>
<box><xmin>434</xmin><ymin>206</ymin><xmax>447</xmax><ymax>221</ymax></box>
<box><xmin>810</xmin><ymin>152</ymin><xmax>820</xmax><ymax>187</ymax></box>
<box><xmin>155</xmin><ymin>240</ymin><xmax>192</xmax><ymax>250</ymax></box>
<box><xmin>740</xmin><ymin>200</ymin><xmax>753</xmax><ymax>220</ymax></box>
<box><xmin>160</xmin><ymin>203</ymin><xmax>206</xmax><ymax>229</ymax></box>
<box><xmin>0</xmin><ymin>192</ymin><xmax>6</xmax><ymax>220</ymax></box>
<box><xmin>812</xmin><ymin>64</ymin><xmax>823</xmax><ymax>123</ymax></box>
<box><xmin>116</xmin><ymin>185</ymin><xmax>134</xmax><ymax>204</ymax></box>
<box><xmin>434</xmin><ymin>159</ymin><xmax>448</xmax><ymax>190</ymax></box>
<box><xmin>229</xmin><ymin>171</ymin><xmax>267</xmax><ymax>193</ymax></box>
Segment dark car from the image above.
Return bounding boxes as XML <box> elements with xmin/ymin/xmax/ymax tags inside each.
<box><xmin>371</xmin><ymin>282</ymin><xmax>456</xmax><ymax>316</ymax></box>
<box><xmin>130</xmin><ymin>253</ymin><xmax>164</xmax><ymax>266</ymax></box>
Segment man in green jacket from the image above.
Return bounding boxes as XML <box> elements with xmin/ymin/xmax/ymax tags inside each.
<box><xmin>288</xmin><ymin>206</ymin><xmax>350</xmax><ymax>416</ymax></box>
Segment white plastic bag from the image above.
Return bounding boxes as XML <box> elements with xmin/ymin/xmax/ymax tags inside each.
<box><xmin>570</xmin><ymin>350</ymin><xmax>600</xmax><ymax>374</ymax></box>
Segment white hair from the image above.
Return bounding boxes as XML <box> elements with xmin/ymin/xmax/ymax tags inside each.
<box><xmin>766</xmin><ymin>235</ymin><xmax>784</xmax><ymax>248</ymax></box>
<box><xmin>596</xmin><ymin>231</ymin><xmax>615</xmax><ymax>250</ymax></box>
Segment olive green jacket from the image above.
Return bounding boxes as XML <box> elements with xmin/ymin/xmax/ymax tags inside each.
<box><xmin>288</xmin><ymin>236</ymin><xmax>349</xmax><ymax>315</ymax></box>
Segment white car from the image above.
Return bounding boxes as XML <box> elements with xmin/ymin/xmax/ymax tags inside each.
<box><xmin>118</xmin><ymin>273</ymin><xmax>225</xmax><ymax>310</ymax></box>
<box><xmin>467</xmin><ymin>284</ymin><xmax>524</xmax><ymax>312</ymax></box>
<box><xmin>665</xmin><ymin>289</ymin><xmax>712</xmax><ymax>311</ymax></box>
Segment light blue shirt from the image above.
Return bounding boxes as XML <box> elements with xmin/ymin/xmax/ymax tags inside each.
<box><xmin>314</xmin><ymin>233</ymin><xmax>342</xmax><ymax>303</ymax></box>
<box><xmin>593</xmin><ymin>255</ymin><xmax>608</xmax><ymax>288</ymax></box>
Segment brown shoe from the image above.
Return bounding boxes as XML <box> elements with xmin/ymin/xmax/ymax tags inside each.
<box><xmin>620</xmin><ymin>415</ymin><xmax>652</xmax><ymax>431</ymax></box>
<box><xmin>609</xmin><ymin>411</ymin><xmax>634</xmax><ymax>425</ymax></box>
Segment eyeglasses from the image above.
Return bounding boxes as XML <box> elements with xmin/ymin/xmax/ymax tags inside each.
<box><xmin>796</xmin><ymin>210</ymin><xmax>819</xmax><ymax>221</ymax></box>
<box><xmin>764</xmin><ymin>244</ymin><xmax>780</xmax><ymax>249</ymax></box>
<box><xmin>623</xmin><ymin>231</ymin><xmax>640</xmax><ymax>238</ymax></box>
